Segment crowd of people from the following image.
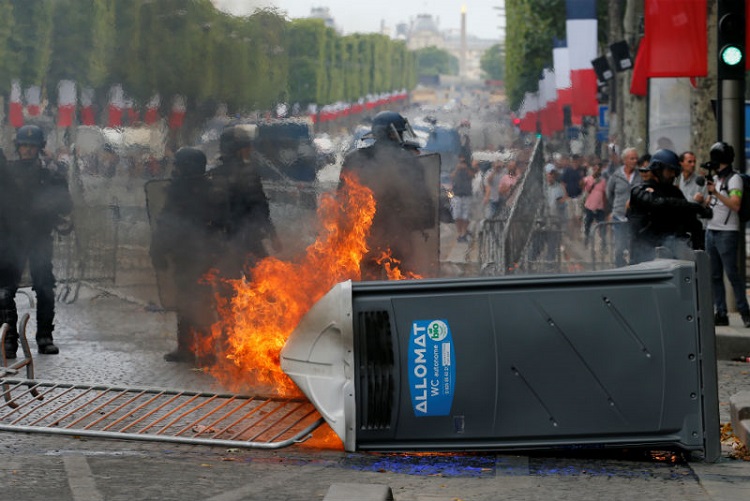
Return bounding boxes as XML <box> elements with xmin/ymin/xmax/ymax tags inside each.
<box><xmin>450</xmin><ymin>139</ymin><xmax>750</xmax><ymax>329</ymax></box>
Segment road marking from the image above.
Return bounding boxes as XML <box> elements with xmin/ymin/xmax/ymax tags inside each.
<box><xmin>63</xmin><ymin>455</ymin><xmax>104</xmax><ymax>501</ymax></box>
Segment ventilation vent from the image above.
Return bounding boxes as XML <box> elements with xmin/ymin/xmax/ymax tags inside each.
<box><xmin>357</xmin><ymin>310</ymin><xmax>395</xmax><ymax>430</ymax></box>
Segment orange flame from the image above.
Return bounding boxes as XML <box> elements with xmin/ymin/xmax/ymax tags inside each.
<box><xmin>374</xmin><ymin>249</ymin><xmax>422</xmax><ymax>280</ymax></box>
<box><xmin>201</xmin><ymin>173</ymin><xmax>417</xmax><ymax>396</ymax></box>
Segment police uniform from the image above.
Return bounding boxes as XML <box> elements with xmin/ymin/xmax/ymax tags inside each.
<box><xmin>0</xmin><ymin>144</ymin><xmax>72</xmax><ymax>357</ymax></box>
<box><xmin>211</xmin><ymin>152</ymin><xmax>277</xmax><ymax>279</ymax></box>
<box><xmin>340</xmin><ymin>138</ymin><xmax>434</xmax><ymax>279</ymax></box>
<box><xmin>628</xmin><ymin>164</ymin><xmax>708</xmax><ymax>264</ymax></box>
<box><xmin>150</xmin><ymin>148</ymin><xmax>219</xmax><ymax>363</ymax></box>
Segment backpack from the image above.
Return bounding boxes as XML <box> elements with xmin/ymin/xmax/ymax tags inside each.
<box><xmin>734</xmin><ymin>172</ymin><xmax>750</xmax><ymax>223</ymax></box>
<box><xmin>721</xmin><ymin>171</ymin><xmax>750</xmax><ymax>223</ymax></box>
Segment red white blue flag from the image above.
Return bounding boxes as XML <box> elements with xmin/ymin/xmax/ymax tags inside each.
<box><xmin>565</xmin><ymin>0</ymin><xmax>598</xmax><ymax>117</ymax></box>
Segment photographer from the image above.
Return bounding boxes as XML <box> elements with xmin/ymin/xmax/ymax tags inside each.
<box><xmin>703</xmin><ymin>142</ymin><xmax>750</xmax><ymax>328</ymax></box>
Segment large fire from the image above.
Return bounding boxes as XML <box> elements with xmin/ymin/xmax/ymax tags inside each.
<box><xmin>199</xmin><ymin>173</ymin><xmax>415</xmax><ymax>396</ymax></box>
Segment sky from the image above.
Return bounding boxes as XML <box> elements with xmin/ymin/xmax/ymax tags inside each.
<box><xmin>213</xmin><ymin>0</ymin><xmax>505</xmax><ymax>41</ymax></box>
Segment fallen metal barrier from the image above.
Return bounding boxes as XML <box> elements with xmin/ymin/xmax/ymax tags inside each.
<box><xmin>0</xmin><ymin>377</ymin><xmax>324</xmax><ymax>449</ymax></box>
<box><xmin>1</xmin><ymin>314</ymin><xmax>40</xmax><ymax>409</ymax></box>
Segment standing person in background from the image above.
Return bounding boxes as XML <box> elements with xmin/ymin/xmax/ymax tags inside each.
<box><xmin>582</xmin><ymin>162</ymin><xmax>607</xmax><ymax>248</ymax></box>
<box><xmin>677</xmin><ymin>151</ymin><xmax>707</xmax><ymax>249</ymax></box>
<box><xmin>483</xmin><ymin>156</ymin><xmax>507</xmax><ymax>219</ymax></box>
<box><xmin>451</xmin><ymin>155</ymin><xmax>476</xmax><ymax>243</ymax></box>
<box><xmin>704</xmin><ymin>141</ymin><xmax>750</xmax><ymax>328</ymax></box>
<box><xmin>637</xmin><ymin>153</ymin><xmax>651</xmax><ymax>171</ymax></box>
<box><xmin>496</xmin><ymin>157</ymin><xmax>520</xmax><ymax>212</ymax></box>
<box><xmin>678</xmin><ymin>151</ymin><xmax>707</xmax><ymax>204</ymax></box>
<box><xmin>561</xmin><ymin>154</ymin><xmax>585</xmax><ymax>236</ymax></box>
<box><xmin>0</xmin><ymin>125</ymin><xmax>73</xmax><ymax>358</ymax></box>
<box><xmin>606</xmin><ymin>147</ymin><xmax>642</xmax><ymax>267</ymax></box>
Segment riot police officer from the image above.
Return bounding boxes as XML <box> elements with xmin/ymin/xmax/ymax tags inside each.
<box><xmin>1</xmin><ymin>125</ymin><xmax>73</xmax><ymax>358</ymax></box>
<box><xmin>339</xmin><ymin>111</ymin><xmax>435</xmax><ymax>279</ymax></box>
<box><xmin>627</xmin><ymin>149</ymin><xmax>711</xmax><ymax>264</ymax></box>
<box><xmin>150</xmin><ymin>148</ymin><xmax>219</xmax><ymax>363</ymax></box>
<box><xmin>211</xmin><ymin>124</ymin><xmax>281</xmax><ymax>281</ymax></box>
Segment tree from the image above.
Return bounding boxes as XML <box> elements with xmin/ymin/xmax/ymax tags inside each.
<box><xmin>48</xmin><ymin>0</ymin><xmax>115</xmax><ymax>91</ymax></box>
<box><xmin>7</xmin><ymin>0</ymin><xmax>54</xmax><ymax>88</ymax></box>
<box><xmin>504</xmin><ymin>0</ymin><xmax>565</xmax><ymax>110</ymax></box>
<box><xmin>288</xmin><ymin>19</ymin><xmax>328</xmax><ymax>106</ymax></box>
<box><xmin>414</xmin><ymin>46</ymin><xmax>458</xmax><ymax>78</ymax></box>
<box><xmin>480</xmin><ymin>44</ymin><xmax>505</xmax><ymax>81</ymax></box>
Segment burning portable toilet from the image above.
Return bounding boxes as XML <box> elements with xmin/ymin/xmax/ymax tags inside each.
<box><xmin>280</xmin><ymin>253</ymin><xmax>720</xmax><ymax>461</ymax></box>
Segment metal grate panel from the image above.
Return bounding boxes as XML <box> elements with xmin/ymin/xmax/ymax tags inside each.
<box><xmin>0</xmin><ymin>379</ymin><xmax>324</xmax><ymax>449</ymax></box>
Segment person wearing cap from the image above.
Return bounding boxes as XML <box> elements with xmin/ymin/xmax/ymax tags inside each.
<box><xmin>627</xmin><ymin>149</ymin><xmax>711</xmax><ymax>265</ymax></box>
<box><xmin>150</xmin><ymin>148</ymin><xmax>220</xmax><ymax>363</ymax></box>
<box><xmin>1</xmin><ymin>125</ymin><xmax>73</xmax><ymax>359</ymax></box>
<box><xmin>211</xmin><ymin>124</ymin><xmax>282</xmax><ymax>282</ymax></box>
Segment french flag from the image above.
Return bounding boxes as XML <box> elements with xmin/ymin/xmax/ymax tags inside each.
<box><xmin>25</xmin><ymin>85</ymin><xmax>42</xmax><ymax>117</ymax></box>
<box><xmin>539</xmin><ymin>68</ymin><xmax>562</xmax><ymax>137</ymax></box>
<box><xmin>9</xmin><ymin>80</ymin><xmax>23</xmax><ymax>128</ymax></box>
<box><xmin>565</xmin><ymin>0</ymin><xmax>598</xmax><ymax>117</ymax></box>
<box><xmin>57</xmin><ymin>80</ymin><xmax>76</xmax><ymax>128</ymax></box>
<box><xmin>108</xmin><ymin>84</ymin><xmax>125</xmax><ymax>128</ymax></box>
<box><xmin>144</xmin><ymin>94</ymin><xmax>160</xmax><ymax>125</ymax></box>
<box><xmin>80</xmin><ymin>87</ymin><xmax>96</xmax><ymax>126</ymax></box>
<box><xmin>553</xmin><ymin>39</ymin><xmax>579</xmax><ymax>125</ymax></box>
<box><xmin>168</xmin><ymin>95</ymin><xmax>186</xmax><ymax>129</ymax></box>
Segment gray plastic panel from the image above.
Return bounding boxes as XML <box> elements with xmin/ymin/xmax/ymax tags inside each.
<box><xmin>350</xmin><ymin>257</ymin><xmax>719</xmax><ymax>459</ymax></box>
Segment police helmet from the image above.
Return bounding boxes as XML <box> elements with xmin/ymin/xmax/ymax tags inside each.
<box><xmin>174</xmin><ymin>147</ymin><xmax>207</xmax><ymax>178</ymax></box>
<box><xmin>371</xmin><ymin>111</ymin><xmax>413</xmax><ymax>143</ymax></box>
<box><xmin>219</xmin><ymin>124</ymin><xmax>257</xmax><ymax>157</ymax></box>
<box><xmin>15</xmin><ymin>125</ymin><xmax>46</xmax><ymax>149</ymax></box>
<box><xmin>646</xmin><ymin>149</ymin><xmax>681</xmax><ymax>174</ymax></box>
<box><xmin>709</xmin><ymin>141</ymin><xmax>735</xmax><ymax>165</ymax></box>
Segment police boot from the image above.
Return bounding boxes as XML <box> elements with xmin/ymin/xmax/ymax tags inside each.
<box><xmin>163</xmin><ymin>348</ymin><xmax>195</xmax><ymax>363</ymax></box>
<box><xmin>164</xmin><ymin>322</ymin><xmax>195</xmax><ymax>363</ymax></box>
<box><xmin>36</xmin><ymin>330</ymin><xmax>59</xmax><ymax>355</ymax></box>
<box><xmin>1</xmin><ymin>295</ymin><xmax>19</xmax><ymax>360</ymax></box>
<box><xmin>3</xmin><ymin>327</ymin><xmax>18</xmax><ymax>360</ymax></box>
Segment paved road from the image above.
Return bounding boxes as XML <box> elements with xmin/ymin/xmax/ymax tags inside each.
<box><xmin>1</xmin><ymin>282</ymin><xmax>749</xmax><ymax>501</ymax></box>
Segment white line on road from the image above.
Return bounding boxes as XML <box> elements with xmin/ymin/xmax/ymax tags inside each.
<box><xmin>63</xmin><ymin>455</ymin><xmax>104</xmax><ymax>501</ymax></box>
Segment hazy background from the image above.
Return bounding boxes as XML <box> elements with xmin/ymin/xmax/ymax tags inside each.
<box><xmin>213</xmin><ymin>0</ymin><xmax>505</xmax><ymax>41</ymax></box>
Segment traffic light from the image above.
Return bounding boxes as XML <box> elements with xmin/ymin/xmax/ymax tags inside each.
<box><xmin>717</xmin><ymin>0</ymin><xmax>746</xmax><ymax>80</ymax></box>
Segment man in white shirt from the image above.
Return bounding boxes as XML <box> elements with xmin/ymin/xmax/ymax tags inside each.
<box><xmin>704</xmin><ymin>141</ymin><xmax>750</xmax><ymax>327</ymax></box>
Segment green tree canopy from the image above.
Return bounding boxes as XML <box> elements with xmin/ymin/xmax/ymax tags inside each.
<box><xmin>480</xmin><ymin>44</ymin><xmax>505</xmax><ymax>81</ymax></box>
<box><xmin>415</xmin><ymin>46</ymin><xmax>459</xmax><ymax>77</ymax></box>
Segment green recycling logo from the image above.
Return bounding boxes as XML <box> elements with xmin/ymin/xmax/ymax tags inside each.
<box><xmin>427</xmin><ymin>320</ymin><xmax>448</xmax><ymax>342</ymax></box>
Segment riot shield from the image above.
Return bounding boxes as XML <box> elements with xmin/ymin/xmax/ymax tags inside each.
<box><xmin>144</xmin><ymin>179</ymin><xmax>177</xmax><ymax>310</ymax></box>
<box><xmin>411</xmin><ymin>152</ymin><xmax>441</xmax><ymax>278</ymax></box>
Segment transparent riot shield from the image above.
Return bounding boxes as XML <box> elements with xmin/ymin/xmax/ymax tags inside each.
<box><xmin>412</xmin><ymin>152</ymin><xmax>441</xmax><ymax>278</ymax></box>
<box><xmin>144</xmin><ymin>179</ymin><xmax>177</xmax><ymax>310</ymax></box>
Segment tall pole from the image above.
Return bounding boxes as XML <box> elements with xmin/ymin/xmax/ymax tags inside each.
<box><xmin>716</xmin><ymin>0</ymin><xmax>746</xmax><ymax>285</ymax></box>
<box><xmin>460</xmin><ymin>5</ymin><xmax>467</xmax><ymax>83</ymax></box>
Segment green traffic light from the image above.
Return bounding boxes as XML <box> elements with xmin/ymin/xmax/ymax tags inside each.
<box><xmin>721</xmin><ymin>45</ymin><xmax>743</xmax><ymax>66</ymax></box>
